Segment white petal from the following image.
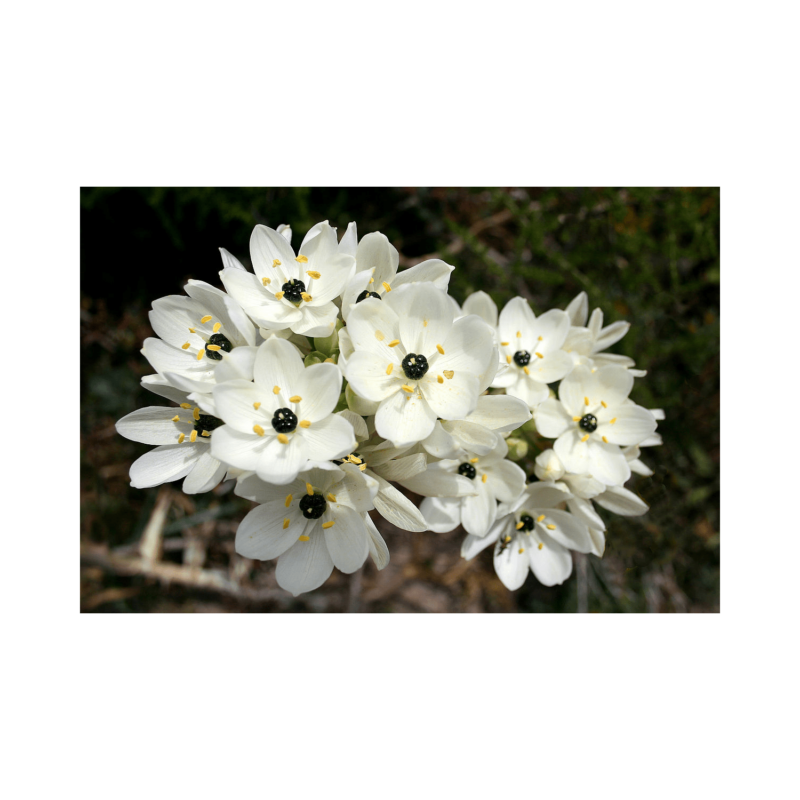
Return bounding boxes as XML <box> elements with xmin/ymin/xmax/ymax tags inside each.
<box><xmin>184</xmin><ymin>279</ymin><xmax>256</xmax><ymax>347</ymax></box>
<box><xmin>235</xmin><ymin>501</ymin><xmax>307</xmax><ymax>560</ymax></box>
<box><xmin>129</xmin><ymin>443</ymin><xmax>201</xmax><ymax>488</ymax></box>
<box><xmin>372</xmin><ymin>479</ymin><xmax>428</xmax><ymax>532</ymax></box>
<box><xmin>566</xmin><ymin>497</ymin><xmax>606</xmax><ymax>531</ymax></box>
<box><xmin>375</xmin><ymin>453</ymin><xmax>428</xmax><ymax>481</ymax></box>
<box><xmin>300</xmin><ymin>414</ymin><xmax>355</xmax><ymax>461</ymax></box>
<box><xmin>275</xmin><ymin>530</ymin><xmax>334</xmax><ymax>596</ymax></box>
<box><xmin>507</xmin><ymin>376</ymin><xmax>549</xmax><ymax>408</ymax></box>
<box><xmin>219</xmin><ymin>247</ymin><xmax>246</xmax><ymax>271</ymax></box>
<box><xmin>253</xmin><ymin>337</ymin><xmax>305</xmax><ymax>395</ymax></box>
<box><xmin>497</xmin><ymin>296</ymin><xmax>536</xmax><ymax>351</ymax></box>
<box><xmin>525</xmin><ymin>348</ymin><xmax>574</xmax><ymax>384</ymax></box>
<box><xmin>589</xmin><ymin>365</ymin><xmax>634</xmax><ymax>406</ymax></box>
<box><xmin>441</xmin><ymin>420</ymin><xmax>498</xmax><ymax>455</ymax></box>
<box><xmin>355</xmin><ymin>232</ymin><xmax>398</xmax><ymax>287</ymax></box>
<box><xmin>461</xmin><ymin>485</ymin><xmax>497</xmax><ymax>537</ymax></box>
<box><xmin>323</xmin><ymin>506</ymin><xmax>369</xmax><ymax>573</ymax></box>
<box><xmin>256</xmin><ymin>434</ymin><xmax>309</xmax><ymax>485</ymax></box>
<box><xmin>339</xmin><ymin>222</ymin><xmax>358</xmax><ymax>258</ymax></box>
<box><xmin>384</xmin><ymin>283</ymin><xmax>453</xmax><ymax>356</ymax></box>
<box><xmin>482</xmin><ymin>459</ymin><xmax>526</xmax><ymax>503</ymax></box>
<box><xmin>344</xmin><ymin>295</ymin><xmax>402</xmax><ymax>359</ymax></box>
<box><xmin>565</xmin><ymin>292</ymin><xmax>588</xmax><ymax>326</ymax></box>
<box><xmin>597</xmin><ymin>405</ymin><xmax>657</xmax><ymax>446</ymax></box>
<box><xmin>345</xmin><ymin>351</ymin><xmax>401</xmax><ymax>403</ymax></box>
<box><xmin>292</xmin><ymin>302</ymin><xmax>339</xmax><ymax>338</ymax></box>
<box><xmin>149</xmin><ymin>295</ymin><xmax>206</xmax><ymax>351</ymax></box>
<box><xmin>338</xmin><ymin>408</ymin><xmax>368</xmax><ymax>441</ymax></box>
<box><xmin>250</xmin><ymin>224</ymin><xmax>297</xmax><ymax>280</ymax></box>
<box><xmin>594</xmin><ymin>320</ymin><xmax>630</xmax><ymax>352</ymax></box>
<box><xmin>213</xmin><ymin>379</ymin><xmax>267</xmax><ymax>433</ymax></box>
<box><xmin>525</xmin><ymin>481</ymin><xmax>572</xmax><ymax>510</ymax></box>
<box><xmin>461</xmin><ymin>518</ymin><xmax>505</xmax><ymax>559</ymax></box>
<box><xmin>421</xmin><ymin>370</ymin><xmax>479</xmax><ymax>422</ymax></box>
<box><xmin>420</xmin><ymin>496</ymin><xmax>462</xmax><ymax>533</ymax></box>
<box><xmin>534</xmin><ymin>398</ymin><xmax>572</xmax><ymax>438</ymax></box>
<box><xmin>219</xmin><ymin>268</ymin><xmax>273</xmax><ymax>313</ymax></box>
<box><xmin>398</xmin><ymin>462</ymin><xmax>478</xmax><ymax>498</ymax></box>
<box><xmin>595</xmin><ymin>485</ymin><xmax>649</xmax><ymax>516</ymax></box>
<box><xmin>391</xmin><ymin>258</ymin><xmax>454</xmax><ymax>291</ymax></box>
<box><xmin>421</xmin><ymin>421</ymin><xmax>461</xmax><ymax>459</ymax></box>
<box><xmin>210</xmin><ymin>426</ymin><xmax>269</xmax><ymax>471</ymax></box>
<box><xmin>436</xmin><ymin>314</ymin><xmax>497</xmax><ymax>394</ymax></box>
<box><xmin>374</xmin><ymin>389</ymin><xmax>437</xmax><ymax>447</ymax></box>
<box><xmin>293</xmin><ymin>362</ymin><xmax>342</xmax><ymax>422</ymax></box>
<box><xmin>462</xmin><ymin>291</ymin><xmax>498</xmax><ymax>327</ymax></box>
<box><xmin>116</xmin><ymin>407</ymin><xmax>189</xmax><ymax>445</ymax></box>
<box><xmin>365</xmin><ymin>513</ymin><xmax>390</xmax><ymax>568</ymax></box>
<box><xmin>182</xmin><ymin>450</ymin><xmax>227</xmax><ymax>494</ymax></box>
<box><xmin>140</xmin><ymin>375</ymin><xmax>190</xmax><ymax>405</ymax></box>
<box><xmin>493</xmin><ymin>540</ymin><xmax>530</xmax><ymax>590</ymax></box>
<box><xmin>527</xmin><ymin>537</ymin><xmax>573</xmax><ymax>586</ymax></box>
<box><xmin>540</xmin><ymin>509</ymin><xmax>594</xmax><ymax>554</ymax></box>
<box><xmin>466</xmin><ymin>394</ymin><xmax>531</xmax><ymax>432</ymax></box>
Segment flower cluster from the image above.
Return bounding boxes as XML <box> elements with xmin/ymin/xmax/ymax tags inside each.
<box><xmin>116</xmin><ymin>220</ymin><xmax>661</xmax><ymax>596</ymax></box>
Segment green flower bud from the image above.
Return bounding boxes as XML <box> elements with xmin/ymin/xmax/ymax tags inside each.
<box><xmin>505</xmin><ymin>437</ymin><xmax>528</xmax><ymax>461</ymax></box>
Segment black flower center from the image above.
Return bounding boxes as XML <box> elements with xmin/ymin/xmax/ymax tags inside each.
<box><xmin>205</xmin><ymin>333</ymin><xmax>232</xmax><ymax>361</ymax></box>
<box><xmin>193</xmin><ymin>414</ymin><xmax>224</xmax><ymax>436</ymax></box>
<box><xmin>519</xmin><ymin>514</ymin><xmax>535</xmax><ymax>532</ymax></box>
<box><xmin>356</xmin><ymin>290</ymin><xmax>381</xmax><ymax>303</ymax></box>
<box><xmin>513</xmin><ymin>350</ymin><xmax>531</xmax><ymax>367</ymax></box>
<box><xmin>272</xmin><ymin>408</ymin><xmax>298</xmax><ymax>433</ymax></box>
<box><xmin>299</xmin><ymin>493</ymin><xmax>327</xmax><ymax>519</ymax></box>
<box><xmin>579</xmin><ymin>414</ymin><xmax>598</xmax><ymax>433</ymax></box>
<box><xmin>402</xmin><ymin>353</ymin><xmax>429</xmax><ymax>380</ymax></box>
<box><xmin>282</xmin><ymin>279</ymin><xmax>306</xmax><ymax>303</ymax></box>
<box><xmin>458</xmin><ymin>463</ymin><xmax>476</xmax><ymax>479</ymax></box>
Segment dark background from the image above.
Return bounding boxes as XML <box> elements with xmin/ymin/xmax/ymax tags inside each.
<box><xmin>80</xmin><ymin>187</ymin><xmax>720</xmax><ymax>612</ymax></box>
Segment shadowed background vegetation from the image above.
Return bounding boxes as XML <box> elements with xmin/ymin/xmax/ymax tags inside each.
<box><xmin>80</xmin><ymin>187</ymin><xmax>719</xmax><ymax>612</ymax></box>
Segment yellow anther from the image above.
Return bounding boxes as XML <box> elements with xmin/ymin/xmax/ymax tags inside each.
<box><xmin>436</xmin><ymin>344</ymin><xmax>445</xmax><ymax>355</ymax></box>
<box><xmin>327</xmin><ymin>493</ymin><xmax>337</xmax><ymax>502</ymax></box>
<box><xmin>385</xmin><ymin>363</ymin><xmax>394</xmax><ymax>376</ymax></box>
<box><xmin>375</xmin><ymin>330</ymin><xmax>385</xmax><ymax>341</ymax></box>
<box><xmin>423</xmin><ymin>320</ymin><xmax>428</xmax><ymax>327</ymax></box>
<box><xmin>610</xmin><ymin>418</ymin><xmax>618</xmax><ymax>425</ymax></box>
<box><xmin>537</xmin><ymin>515</ymin><xmax>546</xmax><ymax>523</ymax></box>
<box><xmin>546</xmin><ymin>524</ymin><xmax>556</xmax><ymax>530</ymax></box>
<box><xmin>602</xmin><ymin>435</ymin><xmax>609</xmax><ymax>443</ymax></box>
<box><xmin>213</xmin><ymin>322</ymin><xmax>222</xmax><ymax>333</ymax></box>
<box><xmin>201</xmin><ymin>430</ymin><xmax>211</xmax><ymax>437</ymax></box>
<box><xmin>200</xmin><ymin>315</ymin><xmax>213</xmax><ymax>324</ymax></box>
<box><xmin>388</xmin><ymin>339</ymin><xmax>400</xmax><ymax>347</ymax></box>
<box><xmin>538</xmin><ymin>542</ymin><xmax>543</xmax><ymax>550</ymax></box>
<box><xmin>306</xmin><ymin>270</ymin><xmax>321</xmax><ymax>279</ymax></box>
<box><xmin>188</xmin><ymin>328</ymin><xmax>196</xmax><ymax>333</ymax></box>
<box><xmin>298</xmin><ymin>535</ymin><xmax>310</xmax><ymax>542</ymax></box>
<box><xmin>178</xmin><ymin>433</ymin><xmax>185</xmax><ymax>443</ymax></box>
<box><xmin>382</xmin><ymin>282</ymin><xmax>392</xmax><ymax>292</ymax></box>
<box><xmin>470</xmin><ymin>457</ymin><xmax>479</xmax><ymax>463</ymax></box>
<box><xmin>584</xmin><ymin>396</ymin><xmax>590</xmax><ymax>406</ymax></box>
<box><xmin>181</xmin><ymin>342</ymin><xmax>190</xmax><ymax>350</ymax></box>
<box><xmin>322</xmin><ymin>520</ymin><xmax>335</xmax><ymax>529</ymax></box>
<box><xmin>306</xmin><ymin>482</ymin><xmax>314</xmax><ymax>496</ymax></box>
<box><xmin>369</xmin><ymin>277</ymin><xmax>374</xmax><ymax>284</ymax></box>
<box><xmin>504</xmin><ymin>536</ymin><xmax>512</xmax><ymax>543</ymax></box>
<box><xmin>535</xmin><ymin>352</ymin><xmax>544</xmax><ymax>359</ymax></box>
<box><xmin>523</xmin><ymin>366</ymin><xmax>530</xmax><ymax>375</ymax></box>
<box><xmin>516</xmin><ymin>331</ymin><xmax>521</xmax><ymax>338</ymax></box>
<box><xmin>437</xmin><ymin>375</ymin><xmax>444</xmax><ymax>383</ymax></box>
<box><xmin>253</xmin><ymin>425</ymin><xmax>265</xmax><ymax>437</ymax></box>
<box><xmin>481</xmin><ymin>473</ymin><xmax>488</xmax><ymax>483</ymax></box>
<box><xmin>272</xmin><ymin>259</ymin><xmax>281</xmax><ymax>267</ymax></box>
<box><xmin>300</xmin><ymin>292</ymin><xmax>313</xmax><ymax>303</ymax></box>
<box><xmin>516</xmin><ymin>521</ymin><xmax>525</xmax><ymax>530</ymax></box>
<box><xmin>196</xmin><ymin>350</ymin><xmax>204</xmax><ymax>360</ymax></box>
<box><xmin>262</xmin><ymin>277</ymin><xmax>271</xmax><ymax>286</ymax></box>
<box><xmin>506</xmin><ymin>355</ymin><xmax>512</xmax><ymax>364</ymax></box>
<box><xmin>289</xmin><ymin>395</ymin><xmax>302</xmax><ymax>403</ymax></box>
<box><xmin>601</xmin><ymin>400</ymin><xmax>608</xmax><ymax>408</ymax></box>
<box><xmin>283</xmin><ymin>518</ymin><xmax>290</xmax><ymax>529</ymax></box>
<box><xmin>581</xmin><ymin>434</ymin><xmax>590</xmax><ymax>442</ymax></box>
<box><xmin>285</xmin><ymin>494</ymin><xmax>293</xmax><ymax>507</ymax></box>
<box><xmin>277</xmin><ymin>433</ymin><xmax>289</xmax><ymax>444</ymax></box>
<box><xmin>359</xmin><ymin>463</ymin><xmax>367</xmax><ymax>471</ymax></box>
<box><xmin>296</xmin><ymin>255</ymin><xmax>308</xmax><ymax>263</ymax></box>
<box><xmin>443</xmin><ymin>370</ymin><xmax>454</xmax><ymax>379</ymax></box>
<box><xmin>206</xmin><ymin>344</ymin><xmax>222</xmax><ymax>351</ymax></box>
<box><xmin>275</xmin><ymin>291</ymin><xmax>285</xmax><ymax>300</ymax></box>
<box><xmin>501</xmin><ymin>341</ymin><xmax>510</xmax><ymax>346</ymax></box>
<box><xmin>299</xmin><ymin>420</ymin><xmax>311</xmax><ymax>428</ymax></box>
<box><xmin>273</xmin><ymin>386</ymin><xmax>281</xmax><ymax>394</ymax></box>
<box><xmin>349</xmin><ymin>455</ymin><xmax>362</xmax><ymax>464</ymax></box>
<box><xmin>193</xmin><ymin>406</ymin><xmax>200</xmax><ymax>420</ymax></box>
<box><xmin>401</xmin><ymin>384</ymin><xmax>414</xmax><ymax>393</ymax></box>
<box><xmin>518</xmin><ymin>548</ymin><xmax>525</xmax><ymax>554</ymax></box>
<box><xmin>573</xmin><ymin>416</ymin><xmax>582</xmax><ymax>422</ymax></box>
<box><xmin>325</xmin><ymin>358</ymin><xmax>335</xmax><ymax>363</ymax></box>
<box><xmin>190</xmin><ymin>430</ymin><xmax>197</xmax><ymax>443</ymax></box>
<box><xmin>180</xmin><ymin>403</ymin><xmax>192</xmax><ymax>409</ymax></box>
<box><xmin>253</xmin><ymin>402</ymin><xmax>261</xmax><ymax>410</ymax></box>
<box><xmin>171</xmin><ymin>415</ymin><xmax>180</xmax><ymax>422</ymax></box>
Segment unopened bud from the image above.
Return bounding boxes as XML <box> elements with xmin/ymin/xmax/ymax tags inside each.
<box><xmin>534</xmin><ymin>449</ymin><xmax>565</xmax><ymax>482</ymax></box>
<box><xmin>505</xmin><ymin>437</ymin><xmax>528</xmax><ymax>461</ymax></box>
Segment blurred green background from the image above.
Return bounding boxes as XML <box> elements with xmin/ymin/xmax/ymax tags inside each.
<box><xmin>80</xmin><ymin>188</ymin><xmax>719</xmax><ymax>612</ymax></box>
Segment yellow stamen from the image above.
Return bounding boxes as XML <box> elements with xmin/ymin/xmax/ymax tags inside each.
<box><xmin>386</xmin><ymin>363</ymin><xmax>394</xmax><ymax>375</ymax></box>
<box><xmin>201</xmin><ymin>430</ymin><xmax>211</xmax><ymax>437</ymax></box>
<box><xmin>273</xmin><ymin>386</ymin><xmax>280</xmax><ymax>394</ymax></box>
<box><xmin>523</xmin><ymin>366</ymin><xmax>530</xmax><ymax>375</ymax></box>
<box><xmin>306</xmin><ymin>270</ymin><xmax>321</xmax><ymax>279</ymax></box>
<box><xmin>300</xmin><ymin>292</ymin><xmax>312</xmax><ymax>302</ymax></box>
<box><xmin>322</xmin><ymin>520</ymin><xmax>335</xmax><ymax>529</ymax></box>
<box><xmin>443</xmin><ymin>370</ymin><xmax>454</xmax><ymax>379</ymax></box>
<box><xmin>437</xmin><ymin>375</ymin><xmax>443</xmax><ymax>383</ymax></box>
<box><xmin>516</xmin><ymin>521</ymin><xmax>524</xmax><ymax>530</ymax></box>
<box><xmin>359</xmin><ymin>464</ymin><xmax>367</xmax><ymax>472</ymax></box>
<box><xmin>382</xmin><ymin>282</ymin><xmax>392</xmax><ymax>292</ymax></box>
<box><xmin>179</xmin><ymin>404</ymin><xmax>191</xmax><ymax>410</ymax></box>
<box><xmin>272</xmin><ymin>259</ymin><xmax>281</xmax><ymax>267</ymax></box>
<box><xmin>504</xmin><ymin>536</ymin><xmax>512</xmax><ymax>543</ymax></box>
<box><xmin>470</xmin><ymin>457</ymin><xmax>479</xmax><ymax>463</ymax></box>
<box><xmin>506</xmin><ymin>355</ymin><xmax>512</xmax><ymax>364</ymax></box>
<box><xmin>296</xmin><ymin>255</ymin><xmax>308</xmax><ymax>263</ymax></box>
<box><xmin>584</xmin><ymin>396</ymin><xmax>590</xmax><ymax>406</ymax></box>
<box><xmin>538</xmin><ymin>336</ymin><xmax>543</xmax><ymax>341</ymax></box>
<box><xmin>573</xmin><ymin>416</ymin><xmax>582</xmax><ymax>421</ymax></box>
<box><xmin>171</xmin><ymin>415</ymin><xmax>180</xmax><ymax>422</ymax></box>
<box><xmin>193</xmin><ymin>407</ymin><xmax>200</xmax><ymax>420</ymax></box>
<box><xmin>213</xmin><ymin>322</ymin><xmax>222</xmax><ymax>333</ymax></box>
<box><xmin>375</xmin><ymin>330</ymin><xmax>385</xmax><ymax>341</ymax></box>
<box><xmin>547</xmin><ymin>524</ymin><xmax>556</xmax><ymax>530</ymax></box>
<box><xmin>581</xmin><ymin>434</ymin><xmax>590</xmax><ymax>442</ymax></box>
<box><xmin>283</xmin><ymin>518</ymin><xmax>290</xmax><ymax>529</ymax></box>
<box><xmin>275</xmin><ymin>291</ymin><xmax>285</xmax><ymax>300</ymax></box>
<box><xmin>537</xmin><ymin>515</ymin><xmax>545</xmax><ymax>523</ymax></box>
<box><xmin>188</xmin><ymin>328</ymin><xmax>196</xmax><ymax>333</ymax></box>
<box><xmin>610</xmin><ymin>417</ymin><xmax>617</xmax><ymax>424</ymax></box>
<box><xmin>289</xmin><ymin>395</ymin><xmax>302</xmax><ymax>403</ymax></box>
<box><xmin>285</xmin><ymin>494</ymin><xmax>293</xmax><ymax>507</ymax></box>
<box><xmin>538</xmin><ymin>542</ymin><xmax>543</xmax><ymax>550</ymax></box>
<box><xmin>253</xmin><ymin>402</ymin><xmax>261</xmax><ymax>410</ymax></box>
<box><xmin>518</xmin><ymin>548</ymin><xmax>525</xmax><ymax>554</ymax></box>
<box><xmin>277</xmin><ymin>433</ymin><xmax>289</xmax><ymax>444</ymax></box>
<box><xmin>369</xmin><ymin>277</ymin><xmax>374</xmax><ymax>284</ymax></box>
<box><xmin>481</xmin><ymin>473</ymin><xmax>488</xmax><ymax>483</ymax></box>
<box><xmin>423</xmin><ymin>320</ymin><xmax>428</xmax><ymax>327</ymax></box>
<box><xmin>196</xmin><ymin>350</ymin><xmax>204</xmax><ymax>360</ymax></box>
<box><xmin>327</xmin><ymin>493</ymin><xmax>337</xmax><ymax>502</ymax></box>
<box><xmin>190</xmin><ymin>430</ymin><xmax>197</xmax><ymax>443</ymax></box>
<box><xmin>253</xmin><ymin>425</ymin><xmax>265</xmax><ymax>437</ymax></box>
<box><xmin>516</xmin><ymin>330</ymin><xmax>521</xmax><ymax>338</ymax></box>
<box><xmin>349</xmin><ymin>455</ymin><xmax>362</xmax><ymax>464</ymax></box>
<box><xmin>262</xmin><ymin>277</ymin><xmax>271</xmax><ymax>286</ymax></box>
<box><xmin>306</xmin><ymin>482</ymin><xmax>314</xmax><ymax>496</ymax></box>
<box><xmin>388</xmin><ymin>339</ymin><xmax>400</xmax><ymax>347</ymax></box>
<box><xmin>401</xmin><ymin>384</ymin><xmax>414</xmax><ymax>393</ymax></box>
<box><xmin>602</xmin><ymin>436</ymin><xmax>609</xmax><ymax>443</ymax></box>
<box><xmin>298</xmin><ymin>535</ymin><xmax>310</xmax><ymax>542</ymax></box>
<box><xmin>299</xmin><ymin>420</ymin><xmax>311</xmax><ymax>428</ymax></box>
<box><xmin>436</xmin><ymin>344</ymin><xmax>445</xmax><ymax>355</ymax></box>
<box><xmin>501</xmin><ymin>341</ymin><xmax>510</xmax><ymax>346</ymax></box>
<box><xmin>535</xmin><ymin>352</ymin><xmax>544</xmax><ymax>359</ymax></box>
<box><xmin>181</xmin><ymin>342</ymin><xmax>190</xmax><ymax>350</ymax></box>
<box><xmin>601</xmin><ymin>401</ymin><xmax>608</xmax><ymax>408</ymax></box>
<box><xmin>200</xmin><ymin>315</ymin><xmax>213</xmax><ymax>324</ymax></box>
<box><xmin>206</xmin><ymin>344</ymin><xmax>222</xmax><ymax>351</ymax></box>
<box><xmin>178</xmin><ymin>433</ymin><xmax>185</xmax><ymax>443</ymax></box>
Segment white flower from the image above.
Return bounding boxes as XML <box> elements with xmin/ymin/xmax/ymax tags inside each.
<box><xmin>415</xmin><ymin>437</ymin><xmax>527</xmax><ymax>537</ymax></box>
<box><xmin>462</xmin><ymin>482</ymin><xmax>594</xmax><ymax>589</ymax></box>
<box><xmin>534</xmin><ymin>365</ymin><xmax>657</xmax><ymax>486</ymax></box>
<box><xmin>115</xmin><ymin>397</ymin><xmax>228</xmax><ymax>494</ymax></box>
<box><xmin>343</xmin><ymin>283</ymin><xmax>497</xmax><ymax>446</ymax></box>
<box><xmin>142</xmin><ymin>280</ymin><xmax>257</xmax><ymax>394</ymax></box>
<box><xmin>210</xmin><ymin>337</ymin><xmax>355</xmax><ymax>485</ymax></box>
<box><xmin>490</xmin><ymin>297</ymin><xmax>574</xmax><ymax>407</ymax></box>
<box><xmin>234</xmin><ymin>462</ymin><xmax>386</xmax><ymax>596</ymax></box>
<box><xmin>340</xmin><ymin>231</ymin><xmax>454</xmax><ymax>321</ymax></box>
<box><xmin>220</xmin><ymin>222</ymin><xmax>355</xmax><ymax>339</ymax></box>
<box><xmin>460</xmin><ymin>291</ymin><xmax>498</xmax><ymax>328</ymax></box>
